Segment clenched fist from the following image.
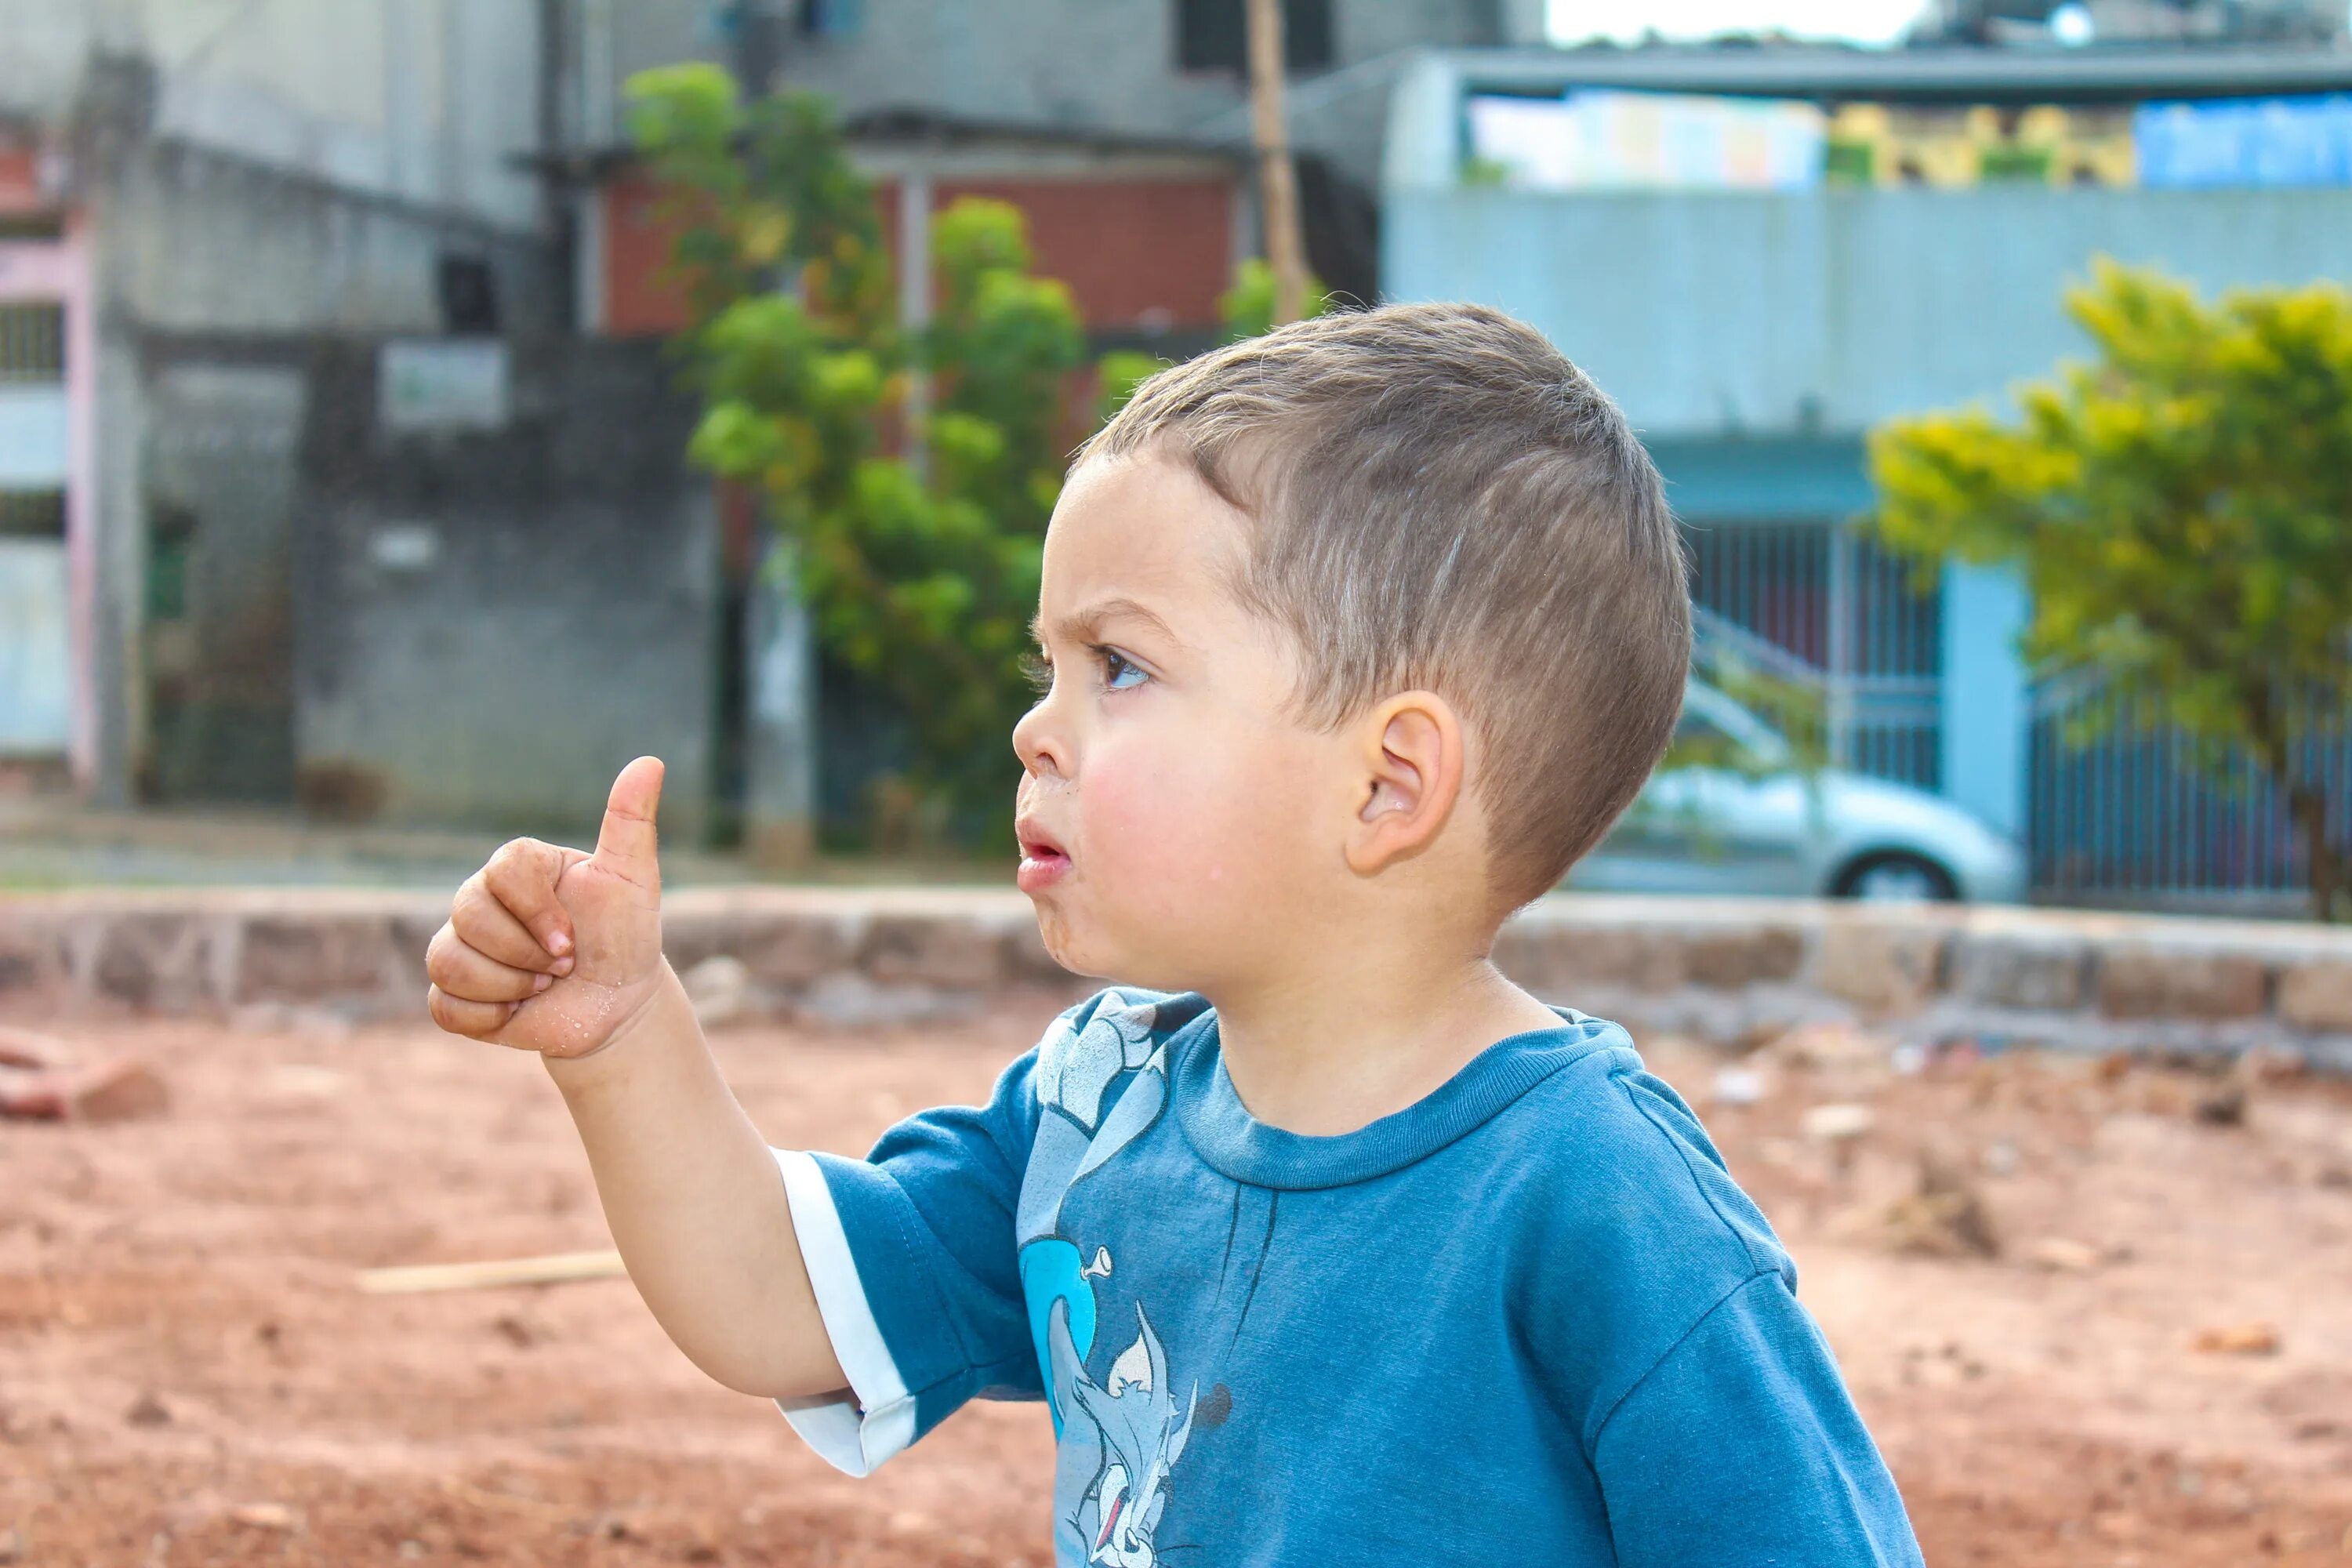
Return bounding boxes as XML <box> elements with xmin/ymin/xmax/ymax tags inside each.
<box><xmin>426</xmin><ymin>756</ymin><xmax>670</xmax><ymax>1058</ymax></box>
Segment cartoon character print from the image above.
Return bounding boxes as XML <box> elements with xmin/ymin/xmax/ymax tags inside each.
<box><xmin>1050</xmin><ymin>1298</ymin><xmax>1195</xmax><ymax>1566</ymax></box>
<box><xmin>1018</xmin><ymin>992</ymin><xmax>1203</xmax><ymax>1566</ymax></box>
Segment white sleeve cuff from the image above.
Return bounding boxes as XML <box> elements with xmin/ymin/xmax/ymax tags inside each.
<box><xmin>771</xmin><ymin>1148</ymin><xmax>919</xmax><ymax>1476</ymax></box>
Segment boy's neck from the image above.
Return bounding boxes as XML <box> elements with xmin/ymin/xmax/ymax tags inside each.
<box><xmin>1206</xmin><ymin>946</ymin><xmax>1565</xmax><ymax>1138</ymax></box>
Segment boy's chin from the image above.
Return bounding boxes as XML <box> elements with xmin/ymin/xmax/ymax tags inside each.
<box><xmin>1028</xmin><ymin>903</ymin><xmax>1108</xmax><ymax>981</ymax></box>
<box><xmin>1028</xmin><ymin>908</ymin><xmax>1203</xmax><ymax>995</ymax></box>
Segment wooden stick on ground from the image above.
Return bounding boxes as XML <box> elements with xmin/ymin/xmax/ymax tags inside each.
<box><xmin>0</xmin><ymin>1025</ymin><xmax>74</xmax><ymax>1070</ymax></box>
<box><xmin>356</xmin><ymin>1248</ymin><xmax>626</xmax><ymax>1295</ymax></box>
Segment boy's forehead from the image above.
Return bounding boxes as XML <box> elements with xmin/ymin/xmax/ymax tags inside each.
<box><xmin>1042</xmin><ymin>456</ymin><xmax>1243</xmax><ymax>611</ymax></box>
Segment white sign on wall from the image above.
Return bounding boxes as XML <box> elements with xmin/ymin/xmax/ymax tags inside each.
<box><xmin>379</xmin><ymin>339</ymin><xmax>510</xmax><ymax>433</ymax></box>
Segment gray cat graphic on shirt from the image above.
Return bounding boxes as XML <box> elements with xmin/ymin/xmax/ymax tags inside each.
<box><xmin>1050</xmin><ymin>1297</ymin><xmax>1196</xmax><ymax>1566</ymax></box>
<box><xmin>1018</xmin><ymin>992</ymin><xmax>1206</xmax><ymax>1566</ymax></box>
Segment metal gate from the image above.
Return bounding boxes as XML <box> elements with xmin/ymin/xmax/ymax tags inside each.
<box><xmin>2030</xmin><ymin>673</ymin><xmax>2352</xmax><ymax>906</ymax></box>
<box><xmin>1681</xmin><ymin>515</ymin><xmax>2347</xmax><ymax>906</ymax></box>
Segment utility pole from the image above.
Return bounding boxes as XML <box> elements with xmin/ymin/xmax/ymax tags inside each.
<box><xmin>726</xmin><ymin>0</ymin><xmax>784</xmax><ymax>98</ymax></box>
<box><xmin>1245</xmin><ymin>0</ymin><xmax>1309</xmax><ymax>327</ymax></box>
<box><xmin>723</xmin><ymin>0</ymin><xmax>816</xmax><ymax>867</ymax></box>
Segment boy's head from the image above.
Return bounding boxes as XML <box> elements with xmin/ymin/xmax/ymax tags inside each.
<box><xmin>1014</xmin><ymin>301</ymin><xmax>1688</xmax><ymax>992</ymax></box>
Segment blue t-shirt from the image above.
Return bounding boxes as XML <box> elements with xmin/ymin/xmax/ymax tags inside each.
<box><xmin>771</xmin><ymin>987</ymin><xmax>1923</xmax><ymax>1567</ymax></box>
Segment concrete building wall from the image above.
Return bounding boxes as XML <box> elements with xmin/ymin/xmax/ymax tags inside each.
<box><xmin>292</xmin><ymin>338</ymin><xmax>717</xmax><ymax>840</ymax></box>
<box><xmin>2</xmin><ymin>2</ymin><xmax>564</xmax><ymax>805</ymax></box>
<box><xmin>766</xmin><ymin>2</ymin><xmax>1326</xmax><ymax>132</ymax></box>
<box><xmin>0</xmin><ymin>0</ymin><xmax>544</xmax><ymax>233</ymax></box>
<box><xmin>76</xmin><ymin>120</ymin><xmax>568</xmax><ymax>806</ymax></box>
<box><xmin>99</xmin><ymin>137</ymin><xmax>556</xmax><ymax>339</ymax></box>
<box><xmin>588</xmin><ymin>0</ymin><xmax>1525</xmax><ymax>187</ymax></box>
<box><xmin>1385</xmin><ymin>183</ymin><xmax>2352</xmax><ymax>441</ymax></box>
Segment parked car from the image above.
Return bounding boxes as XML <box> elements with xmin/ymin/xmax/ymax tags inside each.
<box><xmin>1570</xmin><ymin>681</ymin><xmax>2027</xmax><ymax>902</ymax></box>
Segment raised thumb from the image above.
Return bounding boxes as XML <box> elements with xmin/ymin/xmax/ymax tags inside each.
<box><xmin>593</xmin><ymin>755</ymin><xmax>665</xmax><ymax>888</ymax></box>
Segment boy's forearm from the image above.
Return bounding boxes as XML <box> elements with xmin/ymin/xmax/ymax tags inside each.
<box><xmin>544</xmin><ymin>965</ymin><xmax>847</xmax><ymax>1400</ymax></box>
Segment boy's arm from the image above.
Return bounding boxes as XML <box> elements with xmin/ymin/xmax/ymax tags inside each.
<box><xmin>1592</xmin><ymin>1271</ymin><xmax>1925</xmax><ymax>1568</ymax></box>
<box><xmin>543</xmin><ymin>967</ymin><xmax>848</xmax><ymax>1401</ymax></box>
<box><xmin>423</xmin><ymin>758</ymin><xmax>846</xmax><ymax>1403</ymax></box>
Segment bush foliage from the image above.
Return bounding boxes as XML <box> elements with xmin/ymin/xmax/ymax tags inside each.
<box><xmin>628</xmin><ymin>66</ymin><xmax>1081</xmax><ymax>845</ymax></box>
<box><xmin>1871</xmin><ymin>260</ymin><xmax>2352</xmax><ymax>919</ymax></box>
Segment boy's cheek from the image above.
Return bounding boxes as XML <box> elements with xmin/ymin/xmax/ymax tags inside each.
<box><xmin>1083</xmin><ymin>746</ymin><xmax>1313</xmax><ymax>928</ymax></box>
<box><xmin>1112</xmin><ymin>808</ymin><xmax>1227</xmax><ymax>893</ymax></box>
<box><xmin>1083</xmin><ymin>752</ymin><xmax>1246</xmax><ymax>885</ymax></box>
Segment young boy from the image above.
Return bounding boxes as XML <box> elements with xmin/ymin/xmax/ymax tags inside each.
<box><xmin>425</xmin><ymin>303</ymin><xmax>1924</xmax><ymax>1566</ymax></box>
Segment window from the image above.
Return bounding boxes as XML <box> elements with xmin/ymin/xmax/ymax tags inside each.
<box><xmin>0</xmin><ymin>491</ymin><xmax>64</xmax><ymax>539</ymax></box>
<box><xmin>798</xmin><ymin>0</ymin><xmax>862</xmax><ymax>38</ymax></box>
<box><xmin>1668</xmin><ymin>706</ymin><xmax>1755</xmax><ymax>774</ymax></box>
<box><xmin>435</xmin><ymin>255</ymin><xmax>499</xmax><ymax>336</ymax></box>
<box><xmin>1176</xmin><ymin>0</ymin><xmax>1333</xmax><ymax>74</ymax></box>
<box><xmin>0</xmin><ymin>303</ymin><xmax>64</xmax><ymax>380</ymax></box>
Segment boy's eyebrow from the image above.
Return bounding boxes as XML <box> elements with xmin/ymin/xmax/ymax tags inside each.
<box><xmin>1030</xmin><ymin>596</ymin><xmax>1182</xmax><ymax>649</ymax></box>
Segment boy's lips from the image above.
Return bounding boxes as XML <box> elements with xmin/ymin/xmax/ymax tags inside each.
<box><xmin>1014</xmin><ymin>818</ymin><xmax>1070</xmax><ymax>892</ymax></box>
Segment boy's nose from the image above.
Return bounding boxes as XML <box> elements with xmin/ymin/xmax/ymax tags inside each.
<box><xmin>1011</xmin><ymin>702</ymin><xmax>1070</xmax><ymax>782</ymax></box>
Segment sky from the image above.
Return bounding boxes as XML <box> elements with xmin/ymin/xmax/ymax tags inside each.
<box><xmin>1546</xmin><ymin>0</ymin><xmax>1931</xmax><ymax>45</ymax></box>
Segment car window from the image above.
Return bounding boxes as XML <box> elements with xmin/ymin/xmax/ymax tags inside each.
<box><xmin>1675</xmin><ymin>684</ymin><xmax>1796</xmax><ymax>772</ymax></box>
<box><xmin>1675</xmin><ymin>709</ymin><xmax>1731</xmax><ymax>746</ymax></box>
<box><xmin>1669</xmin><ymin>703</ymin><xmax>1759</xmax><ymax>771</ymax></box>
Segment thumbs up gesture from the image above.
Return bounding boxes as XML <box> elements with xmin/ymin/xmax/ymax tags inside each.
<box><xmin>426</xmin><ymin>757</ymin><xmax>673</xmax><ymax>1058</ymax></box>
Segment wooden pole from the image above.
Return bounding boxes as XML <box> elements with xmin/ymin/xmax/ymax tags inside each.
<box><xmin>1245</xmin><ymin>0</ymin><xmax>1308</xmax><ymax>327</ymax></box>
<box><xmin>356</xmin><ymin>1248</ymin><xmax>627</xmax><ymax>1294</ymax></box>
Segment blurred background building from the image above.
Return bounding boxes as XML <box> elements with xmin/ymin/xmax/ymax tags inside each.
<box><xmin>1</xmin><ymin>0</ymin><xmax>2348</xmax><ymax>905</ymax></box>
<box><xmin>1915</xmin><ymin>0</ymin><xmax>2345</xmax><ymax>46</ymax></box>
<box><xmin>0</xmin><ymin>0</ymin><xmax>712</xmax><ymax>840</ymax></box>
<box><xmin>1411</xmin><ymin>41</ymin><xmax>2352</xmax><ymax>902</ymax></box>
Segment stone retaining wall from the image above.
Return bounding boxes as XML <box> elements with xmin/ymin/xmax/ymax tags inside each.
<box><xmin>4</xmin><ymin>888</ymin><xmax>2350</xmax><ymax>1068</ymax></box>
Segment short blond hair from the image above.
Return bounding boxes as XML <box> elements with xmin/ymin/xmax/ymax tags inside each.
<box><xmin>1080</xmin><ymin>301</ymin><xmax>1690</xmax><ymax>912</ymax></box>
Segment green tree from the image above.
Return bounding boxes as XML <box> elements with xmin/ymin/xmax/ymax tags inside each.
<box><xmin>1093</xmin><ymin>263</ymin><xmax>1336</xmax><ymax>427</ymax></box>
<box><xmin>1870</xmin><ymin>260</ymin><xmax>2352</xmax><ymax>920</ymax></box>
<box><xmin>626</xmin><ymin>66</ymin><xmax>1083</xmax><ymax>847</ymax></box>
<box><xmin>1216</xmin><ymin>257</ymin><xmax>1332</xmax><ymax>343</ymax></box>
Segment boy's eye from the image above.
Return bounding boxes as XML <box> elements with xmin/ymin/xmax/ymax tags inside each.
<box><xmin>1096</xmin><ymin>647</ymin><xmax>1148</xmax><ymax>691</ymax></box>
<box><xmin>1019</xmin><ymin>645</ymin><xmax>1148</xmax><ymax>695</ymax></box>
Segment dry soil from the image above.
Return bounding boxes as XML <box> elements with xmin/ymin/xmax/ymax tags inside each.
<box><xmin>4</xmin><ymin>995</ymin><xmax>2351</xmax><ymax>1566</ymax></box>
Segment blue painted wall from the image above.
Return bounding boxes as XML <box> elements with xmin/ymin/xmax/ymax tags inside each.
<box><xmin>1384</xmin><ymin>185</ymin><xmax>2352</xmax><ymax>442</ymax></box>
<box><xmin>1643</xmin><ymin>437</ymin><xmax>1872</xmax><ymax>522</ymax></box>
<box><xmin>1941</xmin><ymin>564</ymin><xmax>2032</xmax><ymax>839</ymax></box>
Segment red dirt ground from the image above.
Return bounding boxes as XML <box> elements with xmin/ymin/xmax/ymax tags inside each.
<box><xmin>4</xmin><ymin>993</ymin><xmax>2351</xmax><ymax>1566</ymax></box>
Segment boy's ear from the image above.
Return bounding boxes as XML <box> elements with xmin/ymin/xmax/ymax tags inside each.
<box><xmin>1343</xmin><ymin>691</ymin><xmax>1467</xmax><ymax>877</ymax></box>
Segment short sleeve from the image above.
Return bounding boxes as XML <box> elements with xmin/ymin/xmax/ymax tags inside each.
<box><xmin>770</xmin><ymin>987</ymin><xmax>1201</xmax><ymax>1477</ymax></box>
<box><xmin>773</xmin><ymin>1044</ymin><xmax>1047</xmax><ymax>1475</ymax></box>
<box><xmin>1594</xmin><ymin>1272</ymin><xmax>1926</xmax><ymax>1567</ymax></box>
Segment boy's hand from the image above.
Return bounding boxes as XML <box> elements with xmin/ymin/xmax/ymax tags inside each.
<box><xmin>426</xmin><ymin>757</ymin><xmax>670</xmax><ymax>1059</ymax></box>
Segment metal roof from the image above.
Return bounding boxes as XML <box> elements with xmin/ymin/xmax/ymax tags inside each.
<box><xmin>528</xmin><ymin>105</ymin><xmax>1246</xmax><ymax>183</ymax></box>
<box><xmin>1443</xmin><ymin>41</ymin><xmax>2352</xmax><ymax>103</ymax></box>
<box><xmin>838</xmin><ymin>107</ymin><xmax>1246</xmax><ymax>159</ymax></box>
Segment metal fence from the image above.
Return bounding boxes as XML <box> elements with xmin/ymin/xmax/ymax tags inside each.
<box><xmin>2029</xmin><ymin>673</ymin><xmax>2352</xmax><ymax>907</ymax></box>
<box><xmin>1681</xmin><ymin>517</ymin><xmax>1941</xmax><ymax>789</ymax></box>
<box><xmin>1680</xmin><ymin>515</ymin><xmax>2349</xmax><ymax>906</ymax></box>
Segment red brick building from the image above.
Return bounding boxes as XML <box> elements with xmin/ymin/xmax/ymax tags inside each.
<box><xmin>574</xmin><ymin>111</ymin><xmax>1251</xmax><ymax>351</ymax></box>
